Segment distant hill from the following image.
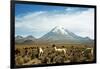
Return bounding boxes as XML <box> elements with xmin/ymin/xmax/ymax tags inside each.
<box><xmin>15</xmin><ymin>35</ymin><xmax>36</xmax><ymax>44</ymax></box>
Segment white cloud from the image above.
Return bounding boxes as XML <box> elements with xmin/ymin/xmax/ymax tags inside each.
<box><xmin>15</xmin><ymin>8</ymin><xmax>94</xmax><ymax>39</ymax></box>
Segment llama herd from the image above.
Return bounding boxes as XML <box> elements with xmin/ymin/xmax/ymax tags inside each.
<box><xmin>15</xmin><ymin>44</ymin><xmax>94</xmax><ymax>66</ymax></box>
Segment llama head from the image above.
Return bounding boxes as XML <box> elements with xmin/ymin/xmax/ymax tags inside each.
<box><xmin>52</xmin><ymin>44</ymin><xmax>56</xmax><ymax>47</ymax></box>
<box><xmin>54</xmin><ymin>46</ymin><xmax>57</xmax><ymax>50</ymax></box>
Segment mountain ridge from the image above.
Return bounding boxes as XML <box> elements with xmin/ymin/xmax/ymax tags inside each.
<box><xmin>15</xmin><ymin>26</ymin><xmax>94</xmax><ymax>45</ymax></box>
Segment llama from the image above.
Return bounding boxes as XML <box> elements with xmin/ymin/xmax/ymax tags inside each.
<box><xmin>54</xmin><ymin>46</ymin><xmax>66</xmax><ymax>54</ymax></box>
<box><xmin>38</xmin><ymin>47</ymin><xmax>44</xmax><ymax>57</ymax></box>
<box><xmin>87</xmin><ymin>48</ymin><xmax>94</xmax><ymax>55</ymax></box>
<box><xmin>82</xmin><ymin>48</ymin><xmax>93</xmax><ymax>55</ymax></box>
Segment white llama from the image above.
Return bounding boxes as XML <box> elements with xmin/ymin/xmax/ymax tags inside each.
<box><xmin>54</xmin><ymin>46</ymin><xmax>66</xmax><ymax>54</ymax></box>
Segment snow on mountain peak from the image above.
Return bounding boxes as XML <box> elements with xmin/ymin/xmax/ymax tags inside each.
<box><xmin>55</xmin><ymin>26</ymin><xmax>64</xmax><ymax>29</ymax></box>
<box><xmin>51</xmin><ymin>26</ymin><xmax>68</xmax><ymax>35</ymax></box>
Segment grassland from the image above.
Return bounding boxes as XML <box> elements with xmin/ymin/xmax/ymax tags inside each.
<box><xmin>15</xmin><ymin>44</ymin><xmax>94</xmax><ymax>66</ymax></box>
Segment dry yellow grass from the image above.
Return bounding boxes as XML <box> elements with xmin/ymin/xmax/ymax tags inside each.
<box><xmin>15</xmin><ymin>44</ymin><xmax>94</xmax><ymax>66</ymax></box>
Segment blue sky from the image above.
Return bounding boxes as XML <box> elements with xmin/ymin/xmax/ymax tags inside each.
<box><xmin>15</xmin><ymin>4</ymin><xmax>94</xmax><ymax>39</ymax></box>
<box><xmin>15</xmin><ymin>4</ymin><xmax>89</xmax><ymax>16</ymax></box>
<box><xmin>15</xmin><ymin>4</ymin><xmax>66</xmax><ymax>16</ymax></box>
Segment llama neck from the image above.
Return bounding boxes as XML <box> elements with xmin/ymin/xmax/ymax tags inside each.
<box><xmin>54</xmin><ymin>47</ymin><xmax>57</xmax><ymax>50</ymax></box>
<box><xmin>39</xmin><ymin>48</ymin><xmax>42</xmax><ymax>51</ymax></box>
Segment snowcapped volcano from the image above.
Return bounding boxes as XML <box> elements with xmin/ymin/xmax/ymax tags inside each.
<box><xmin>38</xmin><ymin>26</ymin><xmax>93</xmax><ymax>44</ymax></box>
<box><xmin>39</xmin><ymin>26</ymin><xmax>76</xmax><ymax>41</ymax></box>
<box><xmin>51</xmin><ymin>26</ymin><xmax>68</xmax><ymax>35</ymax></box>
